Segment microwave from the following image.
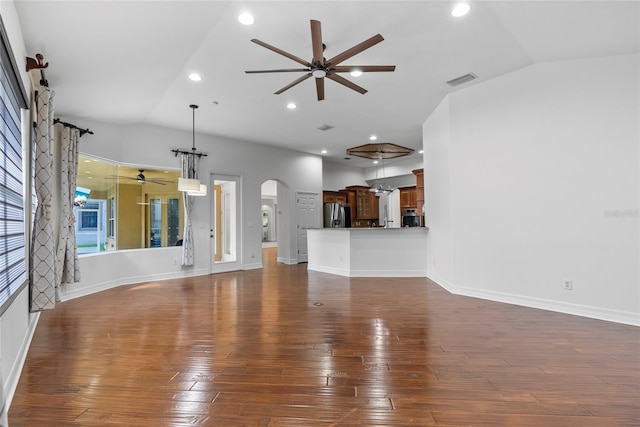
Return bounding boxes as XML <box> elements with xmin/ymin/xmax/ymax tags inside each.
<box><xmin>402</xmin><ymin>215</ymin><xmax>421</xmax><ymax>227</ymax></box>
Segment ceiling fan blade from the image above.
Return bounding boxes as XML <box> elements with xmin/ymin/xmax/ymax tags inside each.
<box><xmin>326</xmin><ymin>34</ymin><xmax>384</xmax><ymax>66</ymax></box>
<box><xmin>245</xmin><ymin>68</ymin><xmax>310</xmax><ymax>74</ymax></box>
<box><xmin>315</xmin><ymin>77</ymin><xmax>325</xmax><ymax>101</ymax></box>
<box><xmin>326</xmin><ymin>73</ymin><xmax>367</xmax><ymax>94</ymax></box>
<box><xmin>332</xmin><ymin>65</ymin><xmax>396</xmax><ymax>73</ymax></box>
<box><xmin>310</xmin><ymin>20</ymin><xmax>324</xmax><ymax>65</ymax></box>
<box><xmin>251</xmin><ymin>39</ymin><xmax>310</xmax><ymax>67</ymax></box>
<box><xmin>274</xmin><ymin>73</ymin><xmax>312</xmax><ymax>94</ymax></box>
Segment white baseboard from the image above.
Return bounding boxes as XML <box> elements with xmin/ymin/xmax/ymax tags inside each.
<box><xmin>307</xmin><ymin>264</ymin><xmax>350</xmax><ymax>277</ymax></box>
<box><xmin>308</xmin><ymin>264</ymin><xmax>427</xmax><ymax>278</ymax></box>
<box><xmin>350</xmin><ymin>269</ymin><xmax>427</xmax><ymax>278</ymax></box>
<box><xmin>4</xmin><ymin>311</ymin><xmax>40</xmax><ymax>413</ymax></box>
<box><xmin>60</xmin><ymin>268</ymin><xmax>210</xmax><ymax>301</ymax></box>
<box><xmin>428</xmin><ymin>273</ymin><xmax>640</xmax><ymax>327</ymax></box>
<box><xmin>243</xmin><ymin>262</ymin><xmax>263</xmax><ymax>270</ymax></box>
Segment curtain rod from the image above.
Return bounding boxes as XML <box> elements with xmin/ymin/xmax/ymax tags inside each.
<box><xmin>25</xmin><ymin>53</ymin><xmax>49</xmax><ymax>87</ymax></box>
<box><xmin>54</xmin><ymin>118</ymin><xmax>94</xmax><ymax>137</ymax></box>
<box><xmin>170</xmin><ymin>148</ymin><xmax>207</xmax><ymax>158</ymax></box>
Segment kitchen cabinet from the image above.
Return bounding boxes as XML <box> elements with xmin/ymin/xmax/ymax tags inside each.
<box><xmin>344</xmin><ymin>186</ymin><xmax>379</xmax><ymax>224</ymax></box>
<box><xmin>399</xmin><ymin>186</ymin><xmax>417</xmax><ymax>209</ymax></box>
<box><xmin>323</xmin><ymin>191</ymin><xmax>347</xmax><ymax>204</ymax></box>
<box><xmin>412</xmin><ymin>168</ymin><xmax>424</xmax><ymax>215</ymax></box>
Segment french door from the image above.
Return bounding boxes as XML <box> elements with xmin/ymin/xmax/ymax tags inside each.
<box><xmin>147</xmin><ymin>195</ymin><xmax>182</xmax><ymax>247</ymax></box>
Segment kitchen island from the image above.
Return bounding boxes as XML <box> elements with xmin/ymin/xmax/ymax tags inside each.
<box><xmin>307</xmin><ymin>227</ymin><xmax>428</xmax><ymax>277</ymax></box>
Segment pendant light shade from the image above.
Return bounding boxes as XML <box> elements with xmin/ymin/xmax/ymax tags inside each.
<box><xmin>173</xmin><ymin>104</ymin><xmax>207</xmax><ymax>194</ymax></box>
<box><xmin>178</xmin><ymin>177</ymin><xmax>201</xmax><ymax>192</ymax></box>
<box><xmin>187</xmin><ymin>183</ymin><xmax>208</xmax><ymax>196</ymax></box>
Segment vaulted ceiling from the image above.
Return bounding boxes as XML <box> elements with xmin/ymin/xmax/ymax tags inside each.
<box><xmin>14</xmin><ymin>1</ymin><xmax>639</xmax><ymax>167</ymax></box>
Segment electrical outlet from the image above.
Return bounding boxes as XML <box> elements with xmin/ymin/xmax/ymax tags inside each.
<box><xmin>564</xmin><ymin>280</ymin><xmax>573</xmax><ymax>290</ymax></box>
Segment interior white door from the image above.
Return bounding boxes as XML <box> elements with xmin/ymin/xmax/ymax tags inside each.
<box><xmin>296</xmin><ymin>192</ymin><xmax>319</xmax><ymax>263</ymax></box>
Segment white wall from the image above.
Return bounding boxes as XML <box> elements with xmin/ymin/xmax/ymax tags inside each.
<box><xmin>424</xmin><ymin>54</ymin><xmax>639</xmax><ymax>325</ymax></box>
<box><xmin>363</xmin><ymin>156</ymin><xmax>424</xmax><ymax>182</ymax></box>
<box><xmin>322</xmin><ymin>161</ymin><xmax>366</xmax><ymax>190</ymax></box>
<box><xmin>57</xmin><ymin>119</ymin><xmax>323</xmax><ymax>294</ymax></box>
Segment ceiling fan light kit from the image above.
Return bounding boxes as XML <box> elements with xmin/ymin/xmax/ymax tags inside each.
<box><xmin>245</xmin><ymin>19</ymin><xmax>395</xmax><ymax>101</ymax></box>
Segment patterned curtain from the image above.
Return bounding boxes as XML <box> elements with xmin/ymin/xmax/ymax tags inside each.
<box><xmin>56</xmin><ymin>125</ymin><xmax>81</xmax><ymax>288</ymax></box>
<box><xmin>181</xmin><ymin>153</ymin><xmax>197</xmax><ymax>266</ymax></box>
<box><xmin>30</xmin><ymin>88</ymin><xmax>56</xmax><ymax>311</ymax></box>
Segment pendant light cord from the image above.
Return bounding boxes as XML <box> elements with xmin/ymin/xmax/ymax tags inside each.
<box><xmin>190</xmin><ymin>104</ymin><xmax>198</xmax><ymax>152</ymax></box>
<box><xmin>189</xmin><ymin>104</ymin><xmax>199</xmax><ymax>178</ymax></box>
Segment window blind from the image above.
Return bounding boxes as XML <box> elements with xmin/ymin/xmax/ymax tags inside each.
<box><xmin>0</xmin><ymin>16</ymin><xmax>29</xmax><ymax>314</ymax></box>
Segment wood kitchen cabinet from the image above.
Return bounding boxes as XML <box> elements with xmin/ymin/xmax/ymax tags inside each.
<box><xmin>399</xmin><ymin>186</ymin><xmax>417</xmax><ymax>209</ymax></box>
<box><xmin>412</xmin><ymin>168</ymin><xmax>425</xmax><ymax>226</ymax></box>
<box><xmin>344</xmin><ymin>186</ymin><xmax>379</xmax><ymax>224</ymax></box>
<box><xmin>412</xmin><ymin>168</ymin><xmax>424</xmax><ymax>216</ymax></box>
<box><xmin>322</xmin><ymin>191</ymin><xmax>347</xmax><ymax>204</ymax></box>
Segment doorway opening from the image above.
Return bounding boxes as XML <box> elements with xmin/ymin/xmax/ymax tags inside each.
<box><xmin>211</xmin><ymin>174</ymin><xmax>241</xmax><ymax>273</ymax></box>
<box><xmin>261</xmin><ymin>180</ymin><xmax>278</xmax><ymax>247</ymax></box>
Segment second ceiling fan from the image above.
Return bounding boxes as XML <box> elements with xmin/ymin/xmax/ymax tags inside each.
<box><xmin>245</xmin><ymin>19</ymin><xmax>395</xmax><ymax>101</ymax></box>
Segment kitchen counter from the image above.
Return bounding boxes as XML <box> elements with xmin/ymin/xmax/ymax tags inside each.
<box><xmin>307</xmin><ymin>227</ymin><xmax>427</xmax><ymax>277</ymax></box>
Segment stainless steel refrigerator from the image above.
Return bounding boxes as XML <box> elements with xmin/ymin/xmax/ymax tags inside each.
<box><xmin>323</xmin><ymin>203</ymin><xmax>351</xmax><ymax>228</ymax></box>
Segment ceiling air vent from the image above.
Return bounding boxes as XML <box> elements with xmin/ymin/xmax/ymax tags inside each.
<box><xmin>316</xmin><ymin>123</ymin><xmax>335</xmax><ymax>131</ymax></box>
<box><xmin>446</xmin><ymin>72</ymin><xmax>477</xmax><ymax>87</ymax></box>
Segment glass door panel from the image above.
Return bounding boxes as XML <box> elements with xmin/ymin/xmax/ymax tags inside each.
<box><xmin>146</xmin><ymin>194</ymin><xmax>183</xmax><ymax>248</ymax></box>
<box><xmin>149</xmin><ymin>198</ymin><xmax>162</xmax><ymax>247</ymax></box>
<box><xmin>167</xmin><ymin>198</ymin><xmax>180</xmax><ymax>246</ymax></box>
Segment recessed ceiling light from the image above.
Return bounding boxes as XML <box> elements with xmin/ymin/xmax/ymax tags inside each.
<box><xmin>238</xmin><ymin>12</ymin><xmax>255</xmax><ymax>25</ymax></box>
<box><xmin>373</xmin><ymin>160</ymin><xmax>379</xmax><ymax>164</ymax></box>
<box><xmin>350</xmin><ymin>69</ymin><xmax>363</xmax><ymax>77</ymax></box>
<box><xmin>419</xmin><ymin>149</ymin><xmax>424</xmax><ymax>154</ymax></box>
<box><xmin>287</xmin><ymin>102</ymin><xmax>296</xmax><ymax>109</ymax></box>
<box><xmin>321</xmin><ymin>149</ymin><xmax>327</xmax><ymax>154</ymax></box>
<box><xmin>369</xmin><ymin>135</ymin><xmax>377</xmax><ymax>141</ymax></box>
<box><xmin>451</xmin><ymin>3</ymin><xmax>470</xmax><ymax>17</ymax></box>
<box><xmin>188</xmin><ymin>73</ymin><xmax>202</xmax><ymax>81</ymax></box>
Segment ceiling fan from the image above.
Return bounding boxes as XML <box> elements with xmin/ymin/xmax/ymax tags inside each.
<box><xmin>108</xmin><ymin>170</ymin><xmax>172</xmax><ymax>186</ymax></box>
<box><xmin>245</xmin><ymin>19</ymin><xmax>395</xmax><ymax>101</ymax></box>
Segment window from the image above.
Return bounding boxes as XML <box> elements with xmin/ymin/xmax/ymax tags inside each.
<box><xmin>79</xmin><ymin>201</ymin><xmax>99</xmax><ymax>230</ymax></box>
<box><xmin>76</xmin><ymin>155</ymin><xmax>183</xmax><ymax>252</ymax></box>
<box><xmin>0</xmin><ymin>16</ymin><xmax>29</xmax><ymax>314</ymax></box>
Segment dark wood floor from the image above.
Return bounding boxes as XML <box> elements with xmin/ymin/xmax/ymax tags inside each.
<box><xmin>8</xmin><ymin>248</ymin><xmax>640</xmax><ymax>426</ymax></box>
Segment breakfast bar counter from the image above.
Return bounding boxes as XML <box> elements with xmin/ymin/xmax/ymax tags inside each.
<box><xmin>307</xmin><ymin>227</ymin><xmax>428</xmax><ymax>277</ymax></box>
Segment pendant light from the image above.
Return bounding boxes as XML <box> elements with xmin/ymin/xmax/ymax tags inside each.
<box><xmin>369</xmin><ymin>153</ymin><xmax>393</xmax><ymax>196</ymax></box>
<box><xmin>176</xmin><ymin>104</ymin><xmax>207</xmax><ymax>195</ymax></box>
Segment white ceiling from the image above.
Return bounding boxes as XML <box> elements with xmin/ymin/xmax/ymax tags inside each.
<box><xmin>14</xmin><ymin>1</ymin><xmax>639</xmax><ymax>168</ymax></box>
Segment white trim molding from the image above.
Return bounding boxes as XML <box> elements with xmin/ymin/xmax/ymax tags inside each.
<box><xmin>428</xmin><ymin>274</ymin><xmax>640</xmax><ymax>327</ymax></box>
